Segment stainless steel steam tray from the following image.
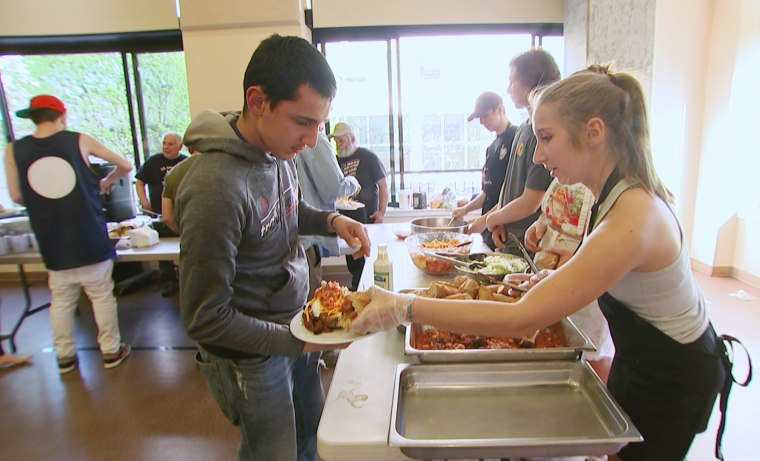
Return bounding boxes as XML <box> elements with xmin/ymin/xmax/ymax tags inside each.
<box><xmin>405</xmin><ymin>316</ymin><xmax>595</xmax><ymax>363</ymax></box>
<box><xmin>389</xmin><ymin>361</ymin><xmax>641</xmax><ymax>459</ymax></box>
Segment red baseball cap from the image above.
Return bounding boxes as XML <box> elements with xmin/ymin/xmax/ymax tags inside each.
<box><xmin>15</xmin><ymin>94</ymin><xmax>67</xmax><ymax>118</ymax></box>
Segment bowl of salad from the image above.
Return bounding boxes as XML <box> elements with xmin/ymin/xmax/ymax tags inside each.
<box><xmin>456</xmin><ymin>252</ymin><xmax>531</xmax><ymax>284</ymax></box>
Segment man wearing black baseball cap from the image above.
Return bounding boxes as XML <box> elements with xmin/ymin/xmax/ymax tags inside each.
<box><xmin>6</xmin><ymin>94</ymin><xmax>133</xmax><ymax>373</ymax></box>
<box><xmin>454</xmin><ymin>91</ymin><xmax>517</xmax><ymax>249</ymax></box>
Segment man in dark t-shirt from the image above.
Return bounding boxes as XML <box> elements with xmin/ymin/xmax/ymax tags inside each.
<box><xmin>330</xmin><ymin>122</ymin><xmax>388</xmax><ymax>290</ymax></box>
<box><xmin>135</xmin><ymin>132</ymin><xmax>187</xmax><ymax>214</ymax></box>
<box><xmin>453</xmin><ymin>91</ymin><xmax>517</xmax><ymax>250</ymax></box>
<box><xmin>134</xmin><ymin>131</ymin><xmax>187</xmax><ymax>296</ymax></box>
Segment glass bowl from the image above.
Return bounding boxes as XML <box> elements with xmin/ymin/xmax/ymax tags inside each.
<box><xmin>405</xmin><ymin>231</ymin><xmax>473</xmax><ymax>276</ymax></box>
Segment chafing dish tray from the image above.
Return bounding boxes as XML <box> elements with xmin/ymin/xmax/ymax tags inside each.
<box><xmin>405</xmin><ymin>316</ymin><xmax>595</xmax><ymax>363</ymax></box>
<box><xmin>389</xmin><ymin>361</ymin><xmax>641</xmax><ymax>459</ymax></box>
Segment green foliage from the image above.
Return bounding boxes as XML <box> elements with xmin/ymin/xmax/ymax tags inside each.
<box><xmin>0</xmin><ymin>51</ymin><xmax>190</xmax><ymax>164</ymax></box>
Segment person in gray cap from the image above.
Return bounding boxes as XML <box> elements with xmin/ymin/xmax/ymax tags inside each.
<box><xmin>330</xmin><ymin>121</ymin><xmax>387</xmax><ymax>291</ymax></box>
<box><xmin>453</xmin><ymin>91</ymin><xmax>517</xmax><ymax>250</ymax></box>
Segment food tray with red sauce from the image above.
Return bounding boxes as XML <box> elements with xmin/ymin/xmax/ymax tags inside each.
<box><xmin>405</xmin><ymin>317</ymin><xmax>594</xmax><ymax>363</ymax></box>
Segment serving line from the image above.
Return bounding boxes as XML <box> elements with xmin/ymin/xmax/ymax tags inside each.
<box><xmin>318</xmin><ymin>224</ymin><xmax>490</xmax><ymax>461</ymax></box>
<box><xmin>0</xmin><ymin>238</ymin><xmax>181</xmax><ymax>353</ymax></box>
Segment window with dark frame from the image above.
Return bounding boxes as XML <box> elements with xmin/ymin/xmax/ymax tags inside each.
<box><xmin>315</xmin><ymin>24</ymin><xmax>564</xmax><ymax>209</ymax></box>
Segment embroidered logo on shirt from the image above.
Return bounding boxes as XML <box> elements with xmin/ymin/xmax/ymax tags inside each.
<box><xmin>516</xmin><ymin>143</ymin><xmax>525</xmax><ymax>157</ymax></box>
<box><xmin>260</xmin><ymin>197</ymin><xmax>280</xmax><ymax>239</ymax></box>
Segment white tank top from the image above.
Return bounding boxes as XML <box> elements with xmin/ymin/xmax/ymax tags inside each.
<box><xmin>593</xmin><ymin>179</ymin><xmax>709</xmax><ymax>343</ymax></box>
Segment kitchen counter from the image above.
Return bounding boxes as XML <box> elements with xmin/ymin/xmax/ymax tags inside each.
<box><xmin>317</xmin><ymin>224</ymin><xmax>487</xmax><ymax>461</ymax></box>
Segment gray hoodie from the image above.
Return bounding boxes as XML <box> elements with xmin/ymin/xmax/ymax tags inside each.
<box><xmin>176</xmin><ymin>110</ymin><xmax>333</xmax><ymax>358</ymax></box>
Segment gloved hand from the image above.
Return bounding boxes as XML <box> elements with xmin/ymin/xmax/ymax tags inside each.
<box><xmin>506</xmin><ymin>269</ymin><xmax>553</xmax><ymax>293</ymax></box>
<box><xmin>348</xmin><ymin>286</ymin><xmax>415</xmax><ymax>334</ymax></box>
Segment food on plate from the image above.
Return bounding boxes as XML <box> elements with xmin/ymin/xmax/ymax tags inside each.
<box><xmin>335</xmin><ymin>196</ymin><xmax>364</xmax><ymax>210</ymax></box>
<box><xmin>301</xmin><ymin>281</ymin><xmax>369</xmax><ymax>335</ymax></box>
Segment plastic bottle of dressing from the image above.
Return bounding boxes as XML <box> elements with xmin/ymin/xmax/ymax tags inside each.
<box><xmin>373</xmin><ymin>244</ymin><xmax>393</xmax><ymax>290</ymax></box>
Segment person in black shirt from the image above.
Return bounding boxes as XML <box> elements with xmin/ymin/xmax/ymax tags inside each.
<box><xmin>453</xmin><ymin>91</ymin><xmax>517</xmax><ymax>250</ymax></box>
<box><xmin>331</xmin><ymin>122</ymin><xmax>388</xmax><ymax>291</ymax></box>
<box><xmin>135</xmin><ymin>132</ymin><xmax>187</xmax><ymax>214</ymax></box>
<box><xmin>135</xmin><ymin>131</ymin><xmax>187</xmax><ymax>296</ymax></box>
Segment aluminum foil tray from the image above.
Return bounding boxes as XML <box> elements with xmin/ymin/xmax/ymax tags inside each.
<box><xmin>389</xmin><ymin>361</ymin><xmax>641</xmax><ymax>459</ymax></box>
<box><xmin>405</xmin><ymin>316</ymin><xmax>595</xmax><ymax>363</ymax></box>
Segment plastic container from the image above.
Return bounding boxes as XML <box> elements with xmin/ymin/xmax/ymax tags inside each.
<box><xmin>374</xmin><ymin>244</ymin><xmax>393</xmax><ymax>290</ymax></box>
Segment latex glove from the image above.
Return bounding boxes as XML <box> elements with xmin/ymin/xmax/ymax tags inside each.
<box><xmin>348</xmin><ymin>286</ymin><xmax>415</xmax><ymax>334</ymax></box>
<box><xmin>506</xmin><ymin>269</ymin><xmax>553</xmax><ymax>293</ymax></box>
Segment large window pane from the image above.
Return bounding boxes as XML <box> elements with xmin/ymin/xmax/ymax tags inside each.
<box><xmin>139</xmin><ymin>52</ymin><xmax>191</xmax><ymax>157</ymax></box>
<box><xmin>1</xmin><ymin>53</ymin><xmax>134</xmax><ymax>162</ymax></box>
<box><xmin>324</xmin><ymin>41</ymin><xmax>391</xmax><ymax>173</ymax></box>
<box><xmin>322</xmin><ymin>32</ymin><xmax>564</xmax><ymax>207</ymax></box>
<box><xmin>398</xmin><ymin>34</ymin><xmax>534</xmax><ymax>199</ymax></box>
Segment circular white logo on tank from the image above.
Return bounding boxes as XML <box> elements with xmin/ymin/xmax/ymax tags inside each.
<box><xmin>27</xmin><ymin>157</ymin><xmax>77</xmax><ymax>199</ymax></box>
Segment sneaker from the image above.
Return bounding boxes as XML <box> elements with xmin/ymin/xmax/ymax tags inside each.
<box><xmin>58</xmin><ymin>355</ymin><xmax>78</xmax><ymax>374</ymax></box>
<box><xmin>103</xmin><ymin>343</ymin><xmax>131</xmax><ymax>369</ymax></box>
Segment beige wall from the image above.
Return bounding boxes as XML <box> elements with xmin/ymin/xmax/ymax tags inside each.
<box><xmin>690</xmin><ymin>0</ymin><xmax>760</xmax><ymax>283</ymax></box>
<box><xmin>650</xmin><ymin>0</ymin><xmax>712</xmax><ymax>252</ymax></box>
<box><xmin>178</xmin><ymin>0</ymin><xmax>310</xmax><ymax>115</ymax></box>
<box><xmin>0</xmin><ymin>0</ymin><xmax>178</xmax><ymax>35</ymax></box>
<box><xmin>312</xmin><ymin>0</ymin><xmax>563</xmax><ymax>27</ymax></box>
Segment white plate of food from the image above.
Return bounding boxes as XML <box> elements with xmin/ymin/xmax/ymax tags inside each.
<box><xmin>335</xmin><ymin>198</ymin><xmax>365</xmax><ymax>211</ymax></box>
<box><xmin>290</xmin><ymin>313</ymin><xmax>367</xmax><ymax>345</ymax></box>
<box><xmin>290</xmin><ymin>281</ymin><xmax>372</xmax><ymax>345</ymax></box>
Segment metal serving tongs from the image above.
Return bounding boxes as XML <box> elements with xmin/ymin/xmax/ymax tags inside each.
<box><xmin>421</xmin><ymin>250</ymin><xmax>484</xmax><ymax>270</ymax></box>
<box><xmin>507</xmin><ymin>232</ymin><xmax>540</xmax><ymax>274</ymax></box>
<box><xmin>421</xmin><ymin>250</ymin><xmax>528</xmax><ymax>292</ymax></box>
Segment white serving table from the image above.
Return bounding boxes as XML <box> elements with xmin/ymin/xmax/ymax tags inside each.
<box><xmin>317</xmin><ymin>224</ymin><xmax>486</xmax><ymax>461</ymax></box>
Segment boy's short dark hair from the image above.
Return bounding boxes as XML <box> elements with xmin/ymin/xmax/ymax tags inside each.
<box><xmin>510</xmin><ymin>48</ymin><xmax>561</xmax><ymax>90</ymax></box>
<box><xmin>29</xmin><ymin>109</ymin><xmax>64</xmax><ymax>124</ymax></box>
<box><xmin>243</xmin><ymin>34</ymin><xmax>337</xmax><ymax>110</ymax></box>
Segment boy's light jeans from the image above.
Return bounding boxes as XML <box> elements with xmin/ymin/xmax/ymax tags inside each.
<box><xmin>48</xmin><ymin>258</ymin><xmax>121</xmax><ymax>358</ymax></box>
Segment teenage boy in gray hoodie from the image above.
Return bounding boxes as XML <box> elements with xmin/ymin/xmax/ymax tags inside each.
<box><xmin>175</xmin><ymin>34</ymin><xmax>370</xmax><ymax>461</ymax></box>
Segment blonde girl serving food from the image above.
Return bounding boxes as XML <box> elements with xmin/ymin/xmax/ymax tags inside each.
<box><xmin>350</xmin><ymin>65</ymin><xmax>750</xmax><ymax>460</ymax></box>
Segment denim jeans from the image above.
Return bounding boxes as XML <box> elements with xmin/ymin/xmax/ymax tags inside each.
<box><xmin>48</xmin><ymin>258</ymin><xmax>121</xmax><ymax>358</ymax></box>
<box><xmin>195</xmin><ymin>346</ymin><xmax>324</xmax><ymax>461</ymax></box>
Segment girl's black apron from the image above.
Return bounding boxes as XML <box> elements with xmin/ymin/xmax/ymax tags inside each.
<box><xmin>599</xmin><ymin>292</ymin><xmax>726</xmax><ymax>460</ymax></box>
<box><xmin>587</xmin><ymin>171</ymin><xmax>751</xmax><ymax>460</ymax></box>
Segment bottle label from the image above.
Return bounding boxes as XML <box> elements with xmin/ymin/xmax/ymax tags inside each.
<box><xmin>374</xmin><ymin>272</ymin><xmax>391</xmax><ymax>290</ymax></box>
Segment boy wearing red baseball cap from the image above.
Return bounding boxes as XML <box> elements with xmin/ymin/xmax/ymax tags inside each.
<box><xmin>6</xmin><ymin>94</ymin><xmax>134</xmax><ymax>373</ymax></box>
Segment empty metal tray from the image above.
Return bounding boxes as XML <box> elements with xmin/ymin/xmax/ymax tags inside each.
<box><xmin>389</xmin><ymin>361</ymin><xmax>641</xmax><ymax>459</ymax></box>
<box><xmin>405</xmin><ymin>316</ymin><xmax>595</xmax><ymax>363</ymax></box>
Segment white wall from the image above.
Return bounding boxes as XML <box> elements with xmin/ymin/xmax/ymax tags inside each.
<box><xmin>691</xmin><ymin>0</ymin><xmax>760</xmax><ymax>282</ymax></box>
<box><xmin>650</xmin><ymin>0</ymin><xmax>713</xmax><ymax>252</ymax></box>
